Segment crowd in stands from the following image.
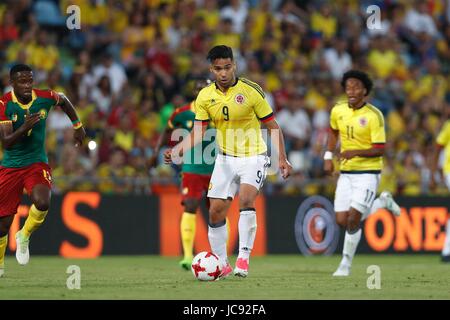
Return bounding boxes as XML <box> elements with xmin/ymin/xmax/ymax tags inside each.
<box><xmin>0</xmin><ymin>0</ymin><xmax>449</xmax><ymax>196</ymax></box>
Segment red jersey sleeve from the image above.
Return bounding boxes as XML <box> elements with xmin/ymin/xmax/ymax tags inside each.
<box><xmin>34</xmin><ymin>89</ymin><xmax>60</xmax><ymax>106</ymax></box>
<box><xmin>0</xmin><ymin>96</ymin><xmax>11</xmax><ymax>122</ymax></box>
<box><xmin>51</xmin><ymin>90</ymin><xmax>60</xmax><ymax>105</ymax></box>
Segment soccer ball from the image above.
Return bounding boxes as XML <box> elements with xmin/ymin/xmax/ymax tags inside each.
<box><xmin>191</xmin><ymin>251</ymin><xmax>222</xmax><ymax>281</ymax></box>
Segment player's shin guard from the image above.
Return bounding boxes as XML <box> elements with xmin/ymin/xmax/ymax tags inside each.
<box><xmin>22</xmin><ymin>205</ymin><xmax>48</xmax><ymax>238</ymax></box>
<box><xmin>180</xmin><ymin>212</ymin><xmax>196</xmax><ymax>259</ymax></box>
<box><xmin>238</xmin><ymin>208</ymin><xmax>257</xmax><ymax>260</ymax></box>
<box><xmin>208</xmin><ymin>220</ymin><xmax>228</xmax><ymax>265</ymax></box>
<box><xmin>0</xmin><ymin>235</ymin><xmax>7</xmax><ymax>266</ymax></box>
<box><xmin>442</xmin><ymin>219</ymin><xmax>450</xmax><ymax>257</ymax></box>
<box><xmin>342</xmin><ymin>228</ymin><xmax>362</xmax><ymax>266</ymax></box>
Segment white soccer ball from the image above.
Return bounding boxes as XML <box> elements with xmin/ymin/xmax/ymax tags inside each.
<box><xmin>191</xmin><ymin>251</ymin><xmax>222</xmax><ymax>281</ymax></box>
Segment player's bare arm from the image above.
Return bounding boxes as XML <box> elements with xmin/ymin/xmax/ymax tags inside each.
<box><xmin>264</xmin><ymin>118</ymin><xmax>292</xmax><ymax>179</ymax></box>
<box><xmin>0</xmin><ymin>114</ymin><xmax>40</xmax><ymax>150</ymax></box>
<box><xmin>164</xmin><ymin>120</ymin><xmax>207</xmax><ymax>164</ymax></box>
<box><xmin>56</xmin><ymin>92</ymin><xmax>86</xmax><ymax>147</ymax></box>
<box><xmin>340</xmin><ymin>145</ymin><xmax>385</xmax><ymax>160</ymax></box>
<box><xmin>324</xmin><ymin>128</ymin><xmax>339</xmax><ymax>176</ymax></box>
<box><xmin>149</xmin><ymin>126</ymin><xmax>172</xmax><ymax>168</ymax></box>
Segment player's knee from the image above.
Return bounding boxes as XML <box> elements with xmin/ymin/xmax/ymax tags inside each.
<box><xmin>209</xmin><ymin>207</ymin><xmax>226</xmax><ymax>224</ymax></box>
<box><xmin>335</xmin><ymin>215</ymin><xmax>347</xmax><ymax>228</ymax></box>
<box><xmin>239</xmin><ymin>196</ymin><xmax>255</xmax><ymax>209</ymax></box>
<box><xmin>184</xmin><ymin>199</ymin><xmax>199</xmax><ymax>213</ymax></box>
<box><xmin>347</xmin><ymin>215</ymin><xmax>361</xmax><ymax>232</ymax></box>
<box><xmin>209</xmin><ymin>214</ymin><xmax>225</xmax><ymax>225</ymax></box>
<box><xmin>33</xmin><ymin>199</ymin><xmax>49</xmax><ymax>212</ymax></box>
<box><xmin>0</xmin><ymin>224</ymin><xmax>9</xmax><ymax>237</ymax></box>
<box><xmin>0</xmin><ymin>228</ymin><xmax>8</xmax><ymax>237</ymax></box>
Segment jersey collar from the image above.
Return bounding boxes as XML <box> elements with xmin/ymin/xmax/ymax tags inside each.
<box><xmin>348</xmin><ymin>102</ymin><xmax>366</xmax><ymax>110</ymax></box>
<box><xmin>12</xmin><ymin>90</ymin><xmax>37</xmax><ymax>110</ymax></box>
<box><xmin>214</xmin><ymin>77</ymin><xmax>239</xmax><ymax>92</ymax></box>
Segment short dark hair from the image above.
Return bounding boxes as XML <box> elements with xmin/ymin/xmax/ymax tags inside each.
<box><xmin>207</xmin><ymin>45</ymin><xmax>234</xmax><ymax>63</ymax></box>
<box><xmin>341</xmin><ymin>70</ymin><xmax>373</xmax><ymax>96</ymax></box>
<box><xmin>10</xmin><ymin>64</ymin><xmax>32</xmax><ymax>78</ymax></box>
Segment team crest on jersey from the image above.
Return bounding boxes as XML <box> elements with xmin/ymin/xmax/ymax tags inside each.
<box><xmin>39</xmin><ymin>109</ymin><xmax>48</xmax><ymax>119</ymax></box>
<box><xmin>182</xmin><ymin>187</ymin><xmax>189</xmax><ymax>195</ymax></box>
<box><xmin>186</xmin><ymin>120</ymin><xmax>193</xmax><ymax>129</ymax></box>
<box><xmin>359</xmin><ymin>117</ymin><xmax>368</xmax><ymax>127</ymax></box>
<box><xmin>11</xmin><ymin>114</ymin><xmax>18</xmax><ymax>122</ymax></box>
<box><xmin>235</xmin><ymin>93</ymin><xmax>245</xmax><ymax>104</ymax></box>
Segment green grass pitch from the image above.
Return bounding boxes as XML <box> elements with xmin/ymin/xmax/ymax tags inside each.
<box><xmin>0</xmin><ymin>255</ymin><xmax>449</xmax><ymax>299</ymax></box>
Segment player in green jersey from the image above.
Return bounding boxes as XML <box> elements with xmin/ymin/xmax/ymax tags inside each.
<box><xmin>0</xmin><ymin>64</ymin><xmax>86</xmax><ymax>277</ymax></box>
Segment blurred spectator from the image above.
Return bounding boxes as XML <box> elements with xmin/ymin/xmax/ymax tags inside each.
<box><xmin>403</xmin><ymin>1</ymin><xmax>438</xmax><ymax>38</ymax></box>
<box><xmin>0</xmin><ymin>11</ymin><xmax>19</xmax><ymax>44</ymax></box>
<box><xmin>33</xmin><ymin>0</ymin><xmax>65</xmax><ymax>27</ymax></box>
<box><xmin>113</xmin><ymin>114</ymin><xmax>136</xmax><ymax>153</ymax></box>
<box><xmin>275</xmin><ymin>0</ymin><xmax>304</xmax><ymax>29</ymax></box>
<box><xmin>196</xmin><ymin>0</ymin><xmax>220</xmax><ymax>32</ymax></box>
<box><xmin>47</xmin><ymin>106</ymin><xmax>72</xmax><ymax>142</ymax></box>
<box><xmin>220</xmin><ymin>0</ymin><xmax>248</xmax><ymax>34</ymax></box>
<box><xmin>367</xmin><ymin>35</ymin><xmax>401</xmax><ymax>79</ymax></box>
<box><xmin>91</xmin><ymin>75</ymin><xmax>114</xmax><ymax>115</ymax></box>
<box><xmin>27</xmin><ymin>29</ymin><xmax>60</xmax><ymax>75</ymax></box>
<box><xmin>97</xmin><ymin>148</ymin><xmax>136</xmax><ymax>194</ymax></box>
<box><xmin>323</xmin><ymin>37</ymin><xmax>352</xmax><ymax>80</ymax></box>
<box><xmin>254</xmin><ymin>36</ymin><xmax>277</xmax><ymax>73</ymax></box>
<box><xmin>310</xmin><ymin>2</ymin><xmax>337</xmax><ymax>40</ymax></box>
<box><xmin>276</xmin><ymin>92</ymin><xmax>311</xmax><ymax>153</ymax></box>
<box><xmin>212</xmin><ymin>17</ymin><xmax>240</xmax><ymax>50</ymax></box>
<box><xmin>92</xmin><ymin>53</ymin><xmax>127</xmax><ymax>95</ymax></box>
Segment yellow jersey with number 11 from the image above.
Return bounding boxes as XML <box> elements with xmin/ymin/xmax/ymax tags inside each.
<box><xmin>330</xmin><ymin>101</ymin><xmax>386</xmax><ymax>172</ymax></box>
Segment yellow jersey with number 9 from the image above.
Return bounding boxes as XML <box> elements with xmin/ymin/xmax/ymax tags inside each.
<box><xmin>195</xmin><ymin>78</ymin><xmax>274</xmax><ymax>157</ymax></box>
<box><xmin>330</xmin><ymin>101</ymin><xmax>386</xmax><ymax>172</ymax></box>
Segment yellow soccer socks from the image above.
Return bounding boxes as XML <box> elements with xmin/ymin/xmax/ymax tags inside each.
<box><xmin>0</xmin><ymin>235</ymin><xmax>7</xmax><ymax>267</ymax></box>
<box><xmin>21</xmin><ymin>205</ymin><xmax>48</xmax><ymax>238</ymax></box>
<box><xmin>180</xmin><ymin>212</ymin><xmax>196</xmax><ymax>260</ymax></box>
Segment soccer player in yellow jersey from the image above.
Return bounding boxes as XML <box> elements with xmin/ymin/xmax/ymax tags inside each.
<box><xmin>324</xmin><ymin>70</ymin><xmax>400</xmax><ymax>276</ymax></box>
<box><xmin>430</xmin><ymin>118</ymin><xmax>450</xmax><ymax>262</ymax></box>
<box><xmin>165</xmin><ymin>45</ymin><xmax>292</xmax><ymax>278</ymax></box>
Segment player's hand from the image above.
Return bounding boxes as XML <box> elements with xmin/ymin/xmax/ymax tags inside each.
<box><xmin>429</xmin><ymin>172</ymin><xmax>438</xmax><ymax>191</ymax></box>
<box><xmin>148</xmin><ymin>154</ymin><xmax>158</xmax><ymax>168</ymax></box>
<box><xmin>73</xmin><ymin>126</ymin><xmax>86</xmax><ymax>147</ymax></box>
<box><xmin>163</xmin><ymin>148</ymin><xmax>173</xmax><ymax>164</ymax></box>
<box><xmin>280</xmin><ymin>158</ymin><xmax>293</xmax><ymax>179</ymax></box>
<box><xmin>22</xmin><ymin>113</ymin><xmax>41</xmax><ymax>131</ymax></box>
<box><xmin>340</xmin><ymin>150</ymin><xmax>359</xmax><ymax>160</ymax></box>
<box><xmin>324</xmin><ymin>159</ymin><xmax>334</xmax><ymax>176</ymax></box>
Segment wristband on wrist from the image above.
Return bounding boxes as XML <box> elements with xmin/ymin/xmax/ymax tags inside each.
<box><xmin>323</xmin><ymin>151</ymin><xmax>333</xmax><ymax>160</ymax></box>
<box><xmin>72</xmin><ymin>119</ymin><xmax>83</xmax><ymax>129</ymax></box>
